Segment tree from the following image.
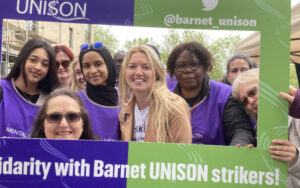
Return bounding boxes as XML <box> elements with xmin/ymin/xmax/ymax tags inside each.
<box><xmin>160</xmin><ymin>29</ymin><xmax>208</xmax><ymax>64</ymax></box>
<box><xmin>123</xmin><ymin>37</ymin><xmax>159</xmax><ymax>51</ymax></box>
<box><xmin>93</xmin><ymin>25</ymin><xmax>119</xmax><ymax>55</ymax></box>
<box><xmin>208</xmin><ymin>35</ymin><xmax>241</xmax><ymax>81</ymax></box>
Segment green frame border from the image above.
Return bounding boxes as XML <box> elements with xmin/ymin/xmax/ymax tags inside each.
<box><xmin>0</xmin><ymin>0</ymin><xmax>291</xmax><ymax>187</ymax></box>
<box><xmin>127</xmin><ymin>0</ymin><xmax>290</xmax><ymax>187</ymax></box>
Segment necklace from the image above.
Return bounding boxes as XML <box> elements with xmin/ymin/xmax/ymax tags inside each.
<box><xmin>190</xmin><ymin>97</ymin><xmax>202</xmax><ymax>115</ymax></box>
<box><xmin>180</xmin><ymin>93</ymin><xmax>202</xmax><ymax>115</ymax></box>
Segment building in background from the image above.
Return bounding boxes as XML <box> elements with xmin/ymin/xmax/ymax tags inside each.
<box><xmin>1</xmin><ymin>19</ymin><xmax>94</xmax><ymax>77</ymax></box>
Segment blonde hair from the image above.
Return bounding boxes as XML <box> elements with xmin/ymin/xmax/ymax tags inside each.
<box><xmin>119</xmin><ymin>45</ymin><xmax>188</xmax><ymax>142</ymax></box>
<box><xmin>70</xmin><ymin>57</ymin><xmax>81</xmax><ymax>91</ymax></box>
<box><xmin>232</xmin><ymin>68</ymin><xmax>259</xmax><ymax>101</ymax></box>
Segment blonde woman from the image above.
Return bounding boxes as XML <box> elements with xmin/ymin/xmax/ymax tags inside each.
<box><xmin>118</xmin><ymin>45</ymin><xmax>192</xmax><ymax>143</ymax></box>
<box><xmin>70</xmin><ymin>58</ymin><xmax>86</xmax><ymax>91</ymax></box>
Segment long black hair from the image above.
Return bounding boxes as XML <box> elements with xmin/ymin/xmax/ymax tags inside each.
<box><xmin>6</xmin><ymin>38</ymin><xmax>59</xmax><ymax>93</ymax></box>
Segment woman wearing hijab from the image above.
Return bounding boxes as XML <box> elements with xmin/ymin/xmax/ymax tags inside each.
<box><xmin>77</xmin><ymin>42</ymin><xmax>120</xmax><ymax>141</ymax></box>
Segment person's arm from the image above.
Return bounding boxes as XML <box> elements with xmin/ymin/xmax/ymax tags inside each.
<box><xmin>269</xmin><ymin>139</ymin><xmax>300</xmax><ymax>182</ymax></box>
<box><xmin>289</xmin><ymin>89</ymin><xmax>300</xmax><ymax>118</ymax></box>
<box><xmin>223</xmin><ymin>95</ymin><xmax>256</xmax><ymax>146</ymax></box>
<box><xmin>269</xmin><ymin>140</ymin><xmax>300</xmax><ymax>184</ymax></box>
<box><xmin>288</xmin><ymin>146</ymin><xmax>300</xmax><ymax>180</ymax></box>
<box><xmin>279</xmin><ymin>86</ymin><xmax>300</xmax><ymax>118</ymax></box>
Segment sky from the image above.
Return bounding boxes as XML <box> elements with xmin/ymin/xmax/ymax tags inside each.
<box><xmin>98</xmin><ymin>0</ymin><xmax>300</xmax><ymax>50</ymax></box>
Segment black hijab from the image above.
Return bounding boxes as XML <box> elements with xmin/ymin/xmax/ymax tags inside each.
<box><xmin>79</xmin><ymin>44</ymin><xmax>118</xmax><ymax>106</ymax></box>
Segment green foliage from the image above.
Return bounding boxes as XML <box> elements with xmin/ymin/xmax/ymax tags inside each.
<box><xmin>114</xmin><ymin>28</ymin><xmax>241</xmax><ymax>81</ymax></box>
<box><xmin>160</xmin><ymin>29</ymin><xmax>208</xmax><ymax>64</ymax></box>
<box><xmin>93</xmin><ymin>26</ymin><xmax>119</xmax><ymax>55</ymax></box>
<box><xmin>208</xmin><ymin>35</ymin><xmax>241</xmax><ymax>81</ymax></box>
<box><xmin>123</xmin><ymin>37</ymin><xmax>160</xmax><ymax>51</ymax></box>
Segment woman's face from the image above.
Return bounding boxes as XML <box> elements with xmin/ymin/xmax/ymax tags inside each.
<box><xmin>82</xmin><ymin>51</ymin><xmax>108</xmax><ymax>86</ymax></box>
<box><xmin>74</xmin><ymin>61</ymin><xmax>87</xmax><ymax>89</ymax></box>
<box><xmin>56</xmin><ymin>51</ymin><xmax>72</xmax><ymax>88</ymax></box>
<box><xmin>174</xmin><ymin>50</ymin><xmax>205</xmax><ymax>91</ymax></box>
<box><xmin>24</xmin><ymin>47</ymin><xmax>49</xmax><ymax>85</ymax></box>
<box><xmin>44</xmin><ymin>96</ymin><xmax>83</xmax><ymax>140</ymax></box>
<box><xmin>227</xmin><ymin>59</ymin><xmax>250</xmax><ymax>85</ymax></box>
<box><xmin>238</xmin><ymin>81</ymin><xmax>259</xmax><ymax>116</ymax></box>
<box><xmin>125</xmin><ymin>52</ymin><xmax>154</xmax><ymax>96</ymax></box>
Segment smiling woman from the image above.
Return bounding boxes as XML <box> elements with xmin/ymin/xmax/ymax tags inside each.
<box><xmin>118</xmin><ymin>45</ymin><xmax>192</xmax><ymax>143</ymax></box>
<box><xmin>0</xmin><ymin>38</ymin><xmax>59</xmax><ymax>138</ymax></box>
<box><xmin>77</xmin><ymin>42</ymin><xmax>120</xmax><ymax>141</ymax></box>
<box><xmin>30</xmin><ymin>88</ymin><xmax>98</xmax><ymax>140</ymax></box>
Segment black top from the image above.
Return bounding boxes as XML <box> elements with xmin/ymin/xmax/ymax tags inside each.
<box><xmin>223</xmin><ymin>95</ymin><xmax>256</xmax><ymax>146</ymax></box>
<box><xmin>16</xmin><ymin>87</ymin><xmax>39</xmax><ymax>104</ymax></box>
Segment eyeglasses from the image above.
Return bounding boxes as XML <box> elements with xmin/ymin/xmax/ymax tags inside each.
<box><xmin>45</xmin><ymin>112</ymin><xmax>82</xmax><ymax>124</ymax></box>
<box><xmin>241</xmin><ymin>87</ymin><xmax>257</xmax><ymax>106</ymax></box>
<box><xmin>175</xmin><ymin>63</ymin><xmax>201</xmax><ymax>72</ymax></box>
<box><xmin>80</xmin><ymin>42</ymin><xmax>103</xmax><ymax>51</ymax></box>
<box><xmin>56</xmin><ymin>60</ymin><xmax>71</xmax><ymax>69</ymax></box>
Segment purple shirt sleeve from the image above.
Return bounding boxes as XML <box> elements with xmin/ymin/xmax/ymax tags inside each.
<box><xmin>289</xmin><ymin>89</ymin><xmax>300</xmax><ymax>118</ymax></box>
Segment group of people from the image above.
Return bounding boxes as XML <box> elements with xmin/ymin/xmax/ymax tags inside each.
<box><xmin>0</xmin><ymin>38</ymin><xmax>299</xmax><ymax>185</ymax></box>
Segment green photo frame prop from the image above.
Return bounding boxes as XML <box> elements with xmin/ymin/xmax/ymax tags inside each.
<box><xmin>0</xmin><ymin>0</ymin><xmax>291</xmax><ymax>187</ymax></box>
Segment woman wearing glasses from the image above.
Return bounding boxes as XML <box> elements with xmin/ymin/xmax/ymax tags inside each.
<box><xmin>54</xmin><ymin>45</ymin><xmax>74</xmax><ymax>88</ymax></box>
<box><xmin>118</xmin><ymin>45</ymin><xmax>191</xmax><ymax>143</ymax></box>
<box><xmin>166</xmin><ymin>41</ymin><xmax>255</xmax><ymax>146</ymax></box>
<box><xmin>31</xmin><ymin>88</ymin><xmax>98</xmax><ymax>140</ymax></box>
<box><xmin>0</xmin><ymin>38</ymin><xmax>59</xmax><ymax>137</ymax></box>
<box><xmin>77</xmin><ymin>42</ymin><xmax>120</xmax><ymax>141</ymax></box>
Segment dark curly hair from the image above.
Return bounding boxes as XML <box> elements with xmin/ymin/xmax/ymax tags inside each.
<box><xmin>166</xmin><ymin>41</ymin><xmax>213</xmax><ymax>76</ymax></box>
